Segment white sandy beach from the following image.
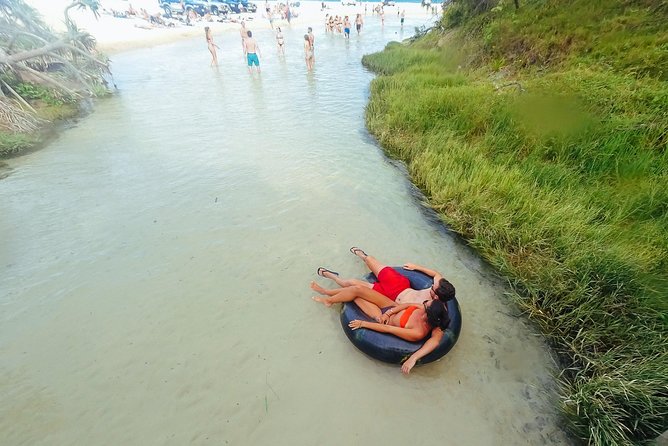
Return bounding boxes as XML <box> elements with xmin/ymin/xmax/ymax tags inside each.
<box><xmin>26</xmin><ymin>0</ymin><xmax>439</xmax><ymax>54</ymax></box>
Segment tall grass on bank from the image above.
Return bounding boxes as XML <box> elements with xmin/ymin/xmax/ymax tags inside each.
<box><xmin>362</xmin><ymin>1</ymin><xmax>667</xmax><ymax>443</ymax></box>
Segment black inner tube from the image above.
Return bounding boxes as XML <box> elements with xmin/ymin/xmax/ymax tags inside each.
<box><xmin>339</xmin><ymin>267</ymin><xmax>462</xmax><ymax>365</ymax></box>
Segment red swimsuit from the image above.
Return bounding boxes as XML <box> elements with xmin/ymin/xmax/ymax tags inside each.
<box><xmin>399</xmin><ymin>306</ymin><xmax>419</xmax><ymax>328</ymax></box>
<box><xmin>372</xmin><ymin>267</ymin><xmax>411</xmax><ymax>301</ymax></box>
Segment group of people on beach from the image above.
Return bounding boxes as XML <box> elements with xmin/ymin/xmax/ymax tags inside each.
<box><xmin>311</xmin><ymin>247</ymin><xmax>456</xmax><ymax>375</ymax></box>
<box><xmin>106</xmin><ymin>1</ymin><xmax>239</xmax><ymax>28</ymax></box>
<box><xmin>265</xmin><ymin>0</ymin><xmax>295</xmax><ymax>27</ymax></box>
<box><xmin>105</xmin><ymin>3</ymin><xmax>172</xmax><ymax>27</ymax></box>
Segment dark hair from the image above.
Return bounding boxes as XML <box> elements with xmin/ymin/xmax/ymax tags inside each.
<box><xmin>426</xmin><ymin>300</ymin><xmax>450</xmax><ymax>331</ymax></box>
<box><xmin>434</xmin><ymin>278</ymin><xmax>455</xmax><ymax>302</ymax></box>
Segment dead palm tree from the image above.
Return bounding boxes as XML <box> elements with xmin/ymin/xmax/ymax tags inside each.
<box><xmin>0</xmin><ymin>0</ymin><xmax>111</xmax><ymax>131</ymax></box>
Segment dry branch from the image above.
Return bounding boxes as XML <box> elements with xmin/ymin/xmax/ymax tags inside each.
<box><xmin>0</xmin><ymin>98</ymin><xmax>43</xmax><ymax>132</ymax></box>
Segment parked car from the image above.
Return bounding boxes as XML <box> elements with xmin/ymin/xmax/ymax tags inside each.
<box><xmin>201</xmin><ymin>0</ymin><xmax>232</xmax><ymax>15</ymax></box>
<box><xmin>219</xmin><ymin>0</ymin><xmax>257</xmax><ymax>13</ymax></box>
<box><xmin>382</xmin><ymin>0</ymin><xmax>396</xmax><ymax>6</ymax></box>
<box><xmin>218</xmin><ymin>0</ymin><xmax>240</xmax><ymax>13</ymax></box>
<box><xmin>239</xmin><ymin>0</ymin><xmax>257</xmax><ymax>12</ymax></box>
<box><xmin>158</xmin><ymin>0</ymin><xmax>210</xmax><ymax>17</ymax></box>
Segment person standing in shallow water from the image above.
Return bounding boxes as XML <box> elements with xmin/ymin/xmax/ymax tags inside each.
<box><xmin>204</xmin><ymin>26</ymin><xmax>219</xmax><ymax>66</ymax></box>
<box><xmin>307</xmin><ymin>27</ymin><xmax>315</xmax><ymax>65</ymax></box>
<box><xmin>355</xmin><ymin>13</ymin><xmax>363</xmax><ymax>35</ymax></box>
<box><xmin>275</xmin><ymin>26</ymin><xmax>285</xmax><ymax>55</ymax></box>
<box><xmin>243</xmin><ymin>30</ymin><xmax>261</xmax><ymax>74</ymax></box>
<box><xmin>239</xmin><ymin>21</ymin><xmax>248</xmax><ymax>54</ymax></box>
<box><xmin>304</xmin><ymin>34</ymin><xmax>314</xmax><ymax>71</ymax></box>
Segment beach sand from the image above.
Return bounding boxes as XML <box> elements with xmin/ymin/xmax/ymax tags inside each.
<box><xmin>26</xmin><ymin>0</ymin><xmax>440</xmax><ymax>54</ymax></box>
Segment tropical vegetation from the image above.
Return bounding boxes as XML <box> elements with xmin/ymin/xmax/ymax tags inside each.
<box><xmin>362</xmin><ymin>0</ymin><xmax>667</xmax><ymax>444</ymax></box>
<box><xmin>0</xmin><ymin>0</ymin><xmax>111</xmax><ymax>156</ymax></box>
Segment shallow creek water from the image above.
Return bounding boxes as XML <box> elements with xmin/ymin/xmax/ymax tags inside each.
<box><xmin>0</xmin><ymin>13</ymin><xmax>571</xmax><ymax>445</ymax></box>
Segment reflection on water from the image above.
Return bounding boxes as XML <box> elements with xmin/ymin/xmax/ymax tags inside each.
<box><xmin>0</xmin><ymin>12</ymin><xmax>571</xmax><ymax>446</ymax></box>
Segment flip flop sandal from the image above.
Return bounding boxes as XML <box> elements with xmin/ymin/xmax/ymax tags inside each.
<box><xmin>349</xmin><ymin>247</ymin><xmax>368</xmax><ymax>257</ymax></box>
<box><xmin>317</xmin><ymin>267</ymin><xmax>339</xmax><ymax>277</ymax></box>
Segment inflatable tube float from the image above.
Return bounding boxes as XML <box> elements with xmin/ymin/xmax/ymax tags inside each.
<box><xmin>340</xmin><ymin>267</ymin><xmax>462</xmax><ymax>365</ymax></box>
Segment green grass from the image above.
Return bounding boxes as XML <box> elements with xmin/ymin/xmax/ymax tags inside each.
<box><xmin>35</xmin><ymin>102</ymin><xmax>79</xmax><ymax>122</ymax></box>
<box><xmin>363</xmin><ymin>0</ymin><xmax>667</xmax><ymax>443</ymax></box>
<box><xmin>0</xmin><ymin>132</ymin><xmax>38</xmax><ymax>156</ymax></box>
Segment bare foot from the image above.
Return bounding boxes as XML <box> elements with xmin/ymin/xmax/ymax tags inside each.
<box><xmin>312</xmin><ymin>296</ymin><xmax>332</xmax><ymax>307</ymax></box>
<box><xmin>310</xmin><ymin>281</ymin><xmax>328</xmax><ymax>295</ymax></box>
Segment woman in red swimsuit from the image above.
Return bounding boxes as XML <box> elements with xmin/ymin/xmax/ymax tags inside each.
<box><xmin>312</xmin><ymin>285</ymin><xmax>449</xmax><ymax>343</ymax></box>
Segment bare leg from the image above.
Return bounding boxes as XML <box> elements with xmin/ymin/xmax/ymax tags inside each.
<box><xmin>312</xmin><ymin>285</ymin><xmax>395</xmax><ymax>308</ymax></box>
<box><xmin>319</xmin><ymin>269</ymin><xmax>372</xmax><ymax>289</ymax></box>
<box><xmin>354</xmin><ymin>297</ymin><xmax>386</xmax><ymax>321</ymax></box>
<box><xmin>310</xmin><ymin>281</ymin><xmax>347</xmax><ymax>296</ymax></box>
<box><xmin>312</xmin><ymin>296</ymin><xmax>335</xmax><ymax>307</ymax></box>
<box><xmin>351</xmin><ymin>247</ymin><xmax>387</xmax><ymax>277</ymax></box>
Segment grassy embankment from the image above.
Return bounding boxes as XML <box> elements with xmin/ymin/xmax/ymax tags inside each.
<box><xmin>362</xmin><ymin>0</ymin><xmax>667</xmax><ymax>444</ymax></box>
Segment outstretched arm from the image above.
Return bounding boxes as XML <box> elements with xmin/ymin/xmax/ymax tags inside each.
<box><xmin>403</xmin><ymin>263</ymin><xmax>443</xmax><ymax>284</ymax></box>
<box><xmin>348</xmin><ymin>320</ymin><xmax>425</xmax><ymax>342</ymax></box>
<box><xmin>401</xmin><ymin>327</ymin><xmax>444</xmax><ymax>375</ymax></box>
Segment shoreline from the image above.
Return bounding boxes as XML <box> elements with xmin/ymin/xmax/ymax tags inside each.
<box><xmin>26</xmin><ymin>0</ymin><xmax>439</xmax><ymax>55</ymax></box>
